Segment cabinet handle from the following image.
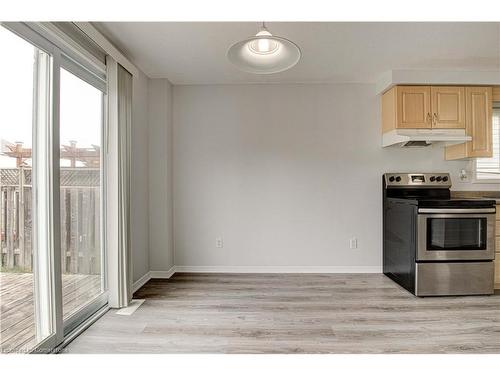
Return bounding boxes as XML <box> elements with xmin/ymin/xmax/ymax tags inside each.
<box><xmin>426</xmin><ymin>113</ymin><xmax>432</xmax><ymax>124</ymax></box>
<box><xmin>433</xmin><ymin>113</ymin><xmax>438</xmax><ymax>125</ymax></box>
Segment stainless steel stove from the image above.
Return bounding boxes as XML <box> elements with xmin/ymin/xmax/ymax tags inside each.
<box><xmin>383</xmin><ymin>173</ymin><xmax>496</xmax><ymax>296</ymax></box>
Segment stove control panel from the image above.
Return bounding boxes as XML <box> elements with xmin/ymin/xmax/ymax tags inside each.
<box><xmin>384</xmin><ymin>173</ymin><xmax>451</xmax><ymax>188</ymax></box>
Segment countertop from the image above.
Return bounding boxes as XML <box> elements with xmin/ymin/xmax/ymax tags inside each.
<box><xmin>451</xmin><ymin>191</ymin><xmax>500</xmax><ymax>204</ymax></box>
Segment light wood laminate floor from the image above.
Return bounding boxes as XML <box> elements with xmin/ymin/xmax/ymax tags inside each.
<box><xmin>65</xmin><ymin>273</ymin><xmax>500</xmax><ymax>353</ymax></box>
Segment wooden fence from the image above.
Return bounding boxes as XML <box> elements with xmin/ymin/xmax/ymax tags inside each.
<box><xmin>0</xmin><ymin>167</ymin><xmax>101</xmax><ymax>275</ymax></box>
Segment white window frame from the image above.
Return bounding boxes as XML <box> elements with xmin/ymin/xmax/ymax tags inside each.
<box><xmin>1</xmin><ymin>21</ymin><xmax>63</xmax><ymax>353</ymax></box>
<box><xmin>473</xmin><ymin>104</ymin><xmax>500</xmax><ymax>184</ymax></box>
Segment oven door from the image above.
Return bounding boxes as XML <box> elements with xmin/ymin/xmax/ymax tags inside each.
<box><xmin>417</xmin><ymin>208</ymin><xmax>496</xmax><ymax>261</ymax></box>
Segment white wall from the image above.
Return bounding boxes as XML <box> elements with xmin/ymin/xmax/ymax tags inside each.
<box><xmin>148</xmin><ymin>79</ymin><xmax>174</xmax><ymax>273</ymax></box>
<box><xmin>172</xmin><ymin>84</ymin><xmax>497</xmax><ymax>270</ymax></box>
<box><xmin>131</xmin><ymin>70</ymin><xmax>150</xmax><ymax>282</ymax></box>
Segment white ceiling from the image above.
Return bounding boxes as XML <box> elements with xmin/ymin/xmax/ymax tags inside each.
<box><xmin>94</xmin><ymin>22</ymin><xmax>500</xmax><ymax>85</ymax></box>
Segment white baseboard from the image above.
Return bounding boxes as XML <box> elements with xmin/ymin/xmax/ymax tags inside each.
<box><xmin>173</xmin><ymin>265</ymin><xmax>382</xmax><ymax>274</ymax></box>
<box><xmin>133</xmin><ymin>265</ymin><xmax>381</xmax><ymax>292</ymax></box>
<box><xmin>132</xmin><ymin>271</ymin><xmax>151</xmax><ymax>293</ymax></box>
<box><xmin>132</xmin><ymin>266</ymin><xmax>177</xmax><ymax>293</ymax></box>
<box><xmin>150</xmin><ymin>266</ymin><xmax>176</xmax><ymax>279</ymax></box>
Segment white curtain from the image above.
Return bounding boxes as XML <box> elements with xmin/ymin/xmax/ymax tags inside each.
<box><xmin>106</xmin><ymin>56</ymin><xmax>132</xmax><ymax>308</ymax></box>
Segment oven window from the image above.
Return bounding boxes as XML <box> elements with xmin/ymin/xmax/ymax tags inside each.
<box><xmin>427</xmin><ymin>218</ymin><xmax>487</xmax><ymax>250</ymax></box>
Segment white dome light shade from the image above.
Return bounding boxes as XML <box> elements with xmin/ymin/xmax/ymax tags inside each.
<box><xmin>227</xmin><ymin>26</ymin><xmax>301</xmax><ymax>74</ymax></box>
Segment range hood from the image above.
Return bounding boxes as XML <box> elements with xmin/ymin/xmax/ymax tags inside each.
<box><xmin>382</xmin><ymin>129</ymin><xmax>471</xmax><ymax>148</ymax></box>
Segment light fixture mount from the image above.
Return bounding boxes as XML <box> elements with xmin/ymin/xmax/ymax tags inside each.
<box><xmin>227</xmin><ymin>22</ymin><xmax>301</xmax><ymax>75</ymax></box>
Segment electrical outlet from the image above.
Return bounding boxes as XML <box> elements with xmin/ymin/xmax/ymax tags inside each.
<box><xmin>215</xmin><ymin>236</ymin><xmax>223</xmax><ymax>248</ymax></box>
<box><xmin>459</xmin><ymin>169</ymin><xmax>469</xmax><ymax>182</ymax></box>
<box><xmin>349</xmin><ymin>237</ymin><xmax>358</xmax><ymax>249</ymax></box>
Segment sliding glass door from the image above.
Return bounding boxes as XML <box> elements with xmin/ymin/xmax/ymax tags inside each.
<box><xmin>59</xmin><ymin>67</ymin><xmax>106</xmax><ymax>330</ymax></box>
<box><xmin>0</xmin><ymin>25</ymin><xmax>55</xmax><ymax>353</ymax></box>
<box><xmin>0</xmin><ymin>23</ymin><xmax>108</xmax><ymax>353</ymax></box>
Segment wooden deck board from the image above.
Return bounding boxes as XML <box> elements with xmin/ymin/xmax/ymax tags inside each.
<box><xmin>66</xmin><ymin>273</ymin><xmax>500</xmax><ymax>354</ymax></box>
<box><xmin>0</xmin><ymin>272</ymin><xmax>101</xmax><ymax>352</ymax></box>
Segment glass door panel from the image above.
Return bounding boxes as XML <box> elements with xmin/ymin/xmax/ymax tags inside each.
<box><xmin>59</xmin><ymin>68</ymin><xmax>104</xmax><ymax>321</ymax></box>
<box><xmin>0</xmin><ymin>26</ymin><xmax>54</xmax><ymax>353</ymax></box>
<box><xmin>427</xmin><ymin>218</ymin><xmax>487</xmax><ymax>250</ymax></box>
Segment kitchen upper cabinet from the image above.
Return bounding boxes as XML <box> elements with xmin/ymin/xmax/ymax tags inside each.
<box><xmin>397</xmin><ymin>86</ymin><xmax>431</xmax><ymax>129</ymax></box>
<box><xmin>395</xmin><ymin>86</ymin><xmax>431</xmax><ymax>129</ymax></box>
<box><xmin>382</xmin><ymin>85</ymin><xmax>493</xmax><ymax>158</ymax></box>
<box><xmin>382</xmin><ymin>86</ymin><xmax>432</xmax><ymax>132</ymax></box>
<box><xmin>492</xmin><ymin>86</ymin><xmax>500</xmax><ymax>102</ymax></box>
<box><xmin>445</xmin><ymin>86</ymin><xmax>493</xmax><ymax>160</ymax></box>
<box><xmin>431</xmin><ymin>86</ymin><xmax>465</xmax><ymax>129</ymax></box>
<box><xmin>382</xmin><ymin>85</ymin><xmax>469</xmax><ymax>132</ymax></box>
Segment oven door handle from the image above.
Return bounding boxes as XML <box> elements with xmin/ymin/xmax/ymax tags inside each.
<box><xmin>418</xmin><ymin>208</ymin><xmax>496</xmax><ymax>214</ymax></box>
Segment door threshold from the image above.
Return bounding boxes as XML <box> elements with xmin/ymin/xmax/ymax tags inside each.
<box><xmin>54</xmin><ymin>304</ymin><xmax>110</xmax><ymax>353</ymax></box>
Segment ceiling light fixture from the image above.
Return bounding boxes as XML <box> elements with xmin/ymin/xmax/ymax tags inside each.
<box><xmin>227</xmin><ymin>22</ymin><xmax>301</xmax><ymax>74</ymax></box>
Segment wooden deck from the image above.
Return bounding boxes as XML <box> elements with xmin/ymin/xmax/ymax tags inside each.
<box><xmin>0</xmin><ymin>272</ymin><xmax>101</xmax><ymax>353</ymax></box>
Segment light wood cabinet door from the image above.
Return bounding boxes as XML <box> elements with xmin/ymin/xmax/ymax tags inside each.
<box><xmin>495</xmin><ymin>259</ymin><xmax>500</xmax><ymax>289</ymax></box>
<box><xmin>431</xmin><ymin>86</ymin><xmax>465</xmax><ymax>128</ymax></box>
<box><xmin>445</xmin><ymin>86</ymin><xmax>493</xmax><ymax>160</ymax></box>
<box><xmin>492</xmin><ymin>86</ymin><xmax>500</xmax><ymax>102</ymax></box>
<box><xmin>396</xmin><ymin>86</ymin><xmax>431</xmax><ymax>129</ymax></box>
<box><xmin>465</xmin><ymin>86</ymin><xmax>493</xmax><ymax>158</ymax></box>
<box><xmin>496</xmin><ymin>204</ymin><xmax>500</xmax><ymax>290</ymax></box>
